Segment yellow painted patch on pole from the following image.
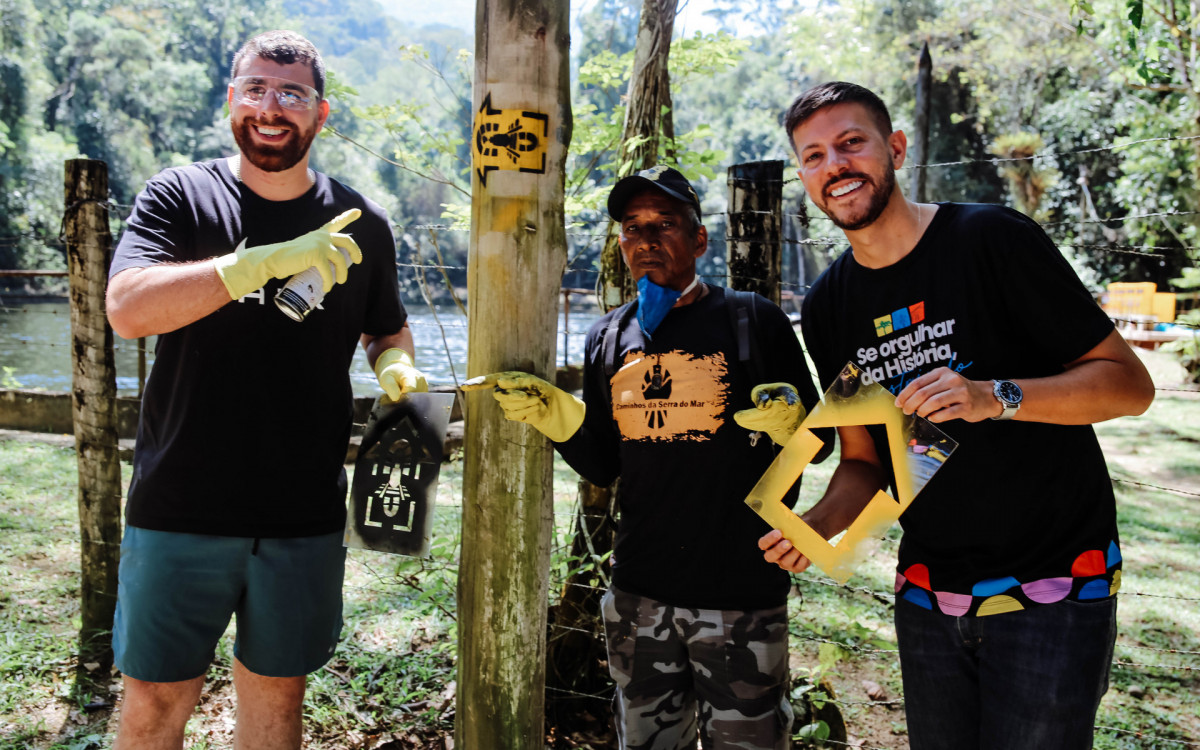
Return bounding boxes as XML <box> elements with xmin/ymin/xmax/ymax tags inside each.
<box><xmin>472</xmin><ymin>92</ymin><xmax>549</xmax><ymax>186</ymax></box>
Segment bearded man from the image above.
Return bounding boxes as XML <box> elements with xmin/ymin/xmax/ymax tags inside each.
<box><xmin>105</xmin><ymin>30</ymin><xmax>425</xmax><ymax>749</ymax></box>
<box><xmin>759</xmin><ymin>81</ymin><xmax>1154</xmax><ymax>750</ymax></box>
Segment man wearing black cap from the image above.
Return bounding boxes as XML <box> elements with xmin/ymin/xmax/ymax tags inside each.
<box><xmin>465</xmin><ymin>165</ymin><xmax>825</xmax><ymax>749</ymax></box>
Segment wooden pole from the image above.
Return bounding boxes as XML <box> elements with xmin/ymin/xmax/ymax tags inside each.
<box><xmin>910</xmin><ymin>41</ymin><xmax>932</xmax><ymax>203</ymax></box>
<box><xmin>459</xmin><ymin>1</ymin><xmax>571</xmax><ymax>745</ymax></box>
<box><xmin>64</xmin><ymin>158</ymin><xmax>121</xmax><ymax>685</ymax></box>
<box><xmin>727</xmin><ymin>160</ymin><xmax>784</xmax><ymax>303</ymax></box>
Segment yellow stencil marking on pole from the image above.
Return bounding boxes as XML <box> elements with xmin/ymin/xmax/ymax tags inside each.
<box><xmin>745</xmin><ymin>362</ymin><xmax>958</xmax><ymax>583</ymax></box>
<box><xmin>472</xmin><ymin>92</ymin><xmax>549</xmax><ymax>187</ymax></box>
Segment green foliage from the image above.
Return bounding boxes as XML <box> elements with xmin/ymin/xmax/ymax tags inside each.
<box><xmin>794</xmin><ymin>720</ymin><xmax>830</xmax><ymax>745</ymax></box>
<box><xmin>0</xmin><ymin>0</ymin><xmax>284</xmax><ymax>293</ymax></box>
<box><xmin>988</xmin><ymin>131</ymin><xmax>1058</xmax><ymax>221</ymax></box>
<box><xmin>1162</xmin><ymin>268</ymin><xmax>1200</xmax><ymax>382</ymax></box>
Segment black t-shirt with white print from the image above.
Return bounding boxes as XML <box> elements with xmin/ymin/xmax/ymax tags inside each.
<box><xmin>802</xmin><ymin>203</ymin><xmax>1121</xmax><ymax>616</ymax></box>
<box><xmin>110</xmin><ymin>159</ymin><xmax>406</xmax><ymax>538</ymax></box>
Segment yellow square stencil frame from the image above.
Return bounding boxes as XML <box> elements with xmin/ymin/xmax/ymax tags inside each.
<box><xmin>745</xmin><ymin>362</ymin><xmax>957</xmax><ymax>583</ymax></box>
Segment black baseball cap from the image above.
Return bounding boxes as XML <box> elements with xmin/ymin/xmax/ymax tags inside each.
<box><xmin>607</xmin><ymin>165</ymin><xmax>702</xmax><ymax>221</ymax></box>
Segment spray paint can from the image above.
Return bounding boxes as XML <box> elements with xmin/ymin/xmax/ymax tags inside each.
<box><xmin>274</xmin><ymin>248</ymin><xmax>351</xmax><ymax>321</ymax></box>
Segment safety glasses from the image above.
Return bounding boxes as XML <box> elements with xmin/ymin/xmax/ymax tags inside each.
<box><xmin>231</xmin><ymin>76</ymin><xmax>320</xmax><ymax>112</ymax></box>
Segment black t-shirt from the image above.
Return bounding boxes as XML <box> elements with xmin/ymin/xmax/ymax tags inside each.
<box><xmin>802</xmin><ymin>203</ymin><xmax>1121</xmax><ymax>616</ymax></box>
<box><xmin>109</xmin><ymin>159</ymin><xmax>406</xmax><ymax>537</ymax></box>
<box><xmin>556</xmin><ymin>286</ymin><xmax>823</xmax><ymax>611</ymax></box>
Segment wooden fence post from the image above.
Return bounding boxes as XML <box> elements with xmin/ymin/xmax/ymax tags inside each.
<box><xmin>458</xmin><ymin>0</ymin><xmax>571</xmax><ymax>745</ymax></box>
<box><xmin>727</xmin><ymin>160</ymin><xmax>784</xmax><ymax>302</ymax></box>
<box><xmin>910</xmin><ymin>41</ymin><xmax>932</xmax><ymax>203</ymax></box>
<box><xmin>64</xmin><ymin>158</ymin><xmax>121</xmax><ymax>685</ymax></box>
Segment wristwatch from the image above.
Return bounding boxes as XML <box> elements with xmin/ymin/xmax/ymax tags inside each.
<box><xmin>991</xmin><ymin>380</ymin><xmax>1023</xmax><ymax>420</ymax></box>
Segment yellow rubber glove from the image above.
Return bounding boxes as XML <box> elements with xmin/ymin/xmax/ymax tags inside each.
<box><xmin>374</xmin><ymin>348</ymin><xmax>428</xmax><ymax>401</ymax></box>
<box><xmin>213</xmin><ymin>209</ymin><xmax>364</xmax><ymax>300</ymax></box>
<box><xmin>461</xmin><ymin>371</ymin><xmax>585</xmax><ymax>442</ymax></box>
<box><xmin>733</xmin><ymin>382</ymin><xmax>808</xmax><ymax>446</ymax></box>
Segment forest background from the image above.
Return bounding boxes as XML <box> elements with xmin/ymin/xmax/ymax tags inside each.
<box><xmin>1</xmin><ymin>0</ymin><xmax>1198</xmax><ymax>308</ymax></box>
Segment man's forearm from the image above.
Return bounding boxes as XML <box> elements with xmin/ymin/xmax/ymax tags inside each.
<box><xmin>801</xmin><ymin>458</ymin><xmax>888</xmax><ymax>540</ymax></box>
<box><xmin>1006</xmin><ymin>334</ymin><xmax>1155</xmax><ymax>424</ymax></box>
<box><xmin>896</xmin><ymin>330</ymin><xmax>1155</xmax><ymax>426</ymax></box>
<box><xmin>106</xmin><ymin>263</ymin><xmax>233</xmax><ymax>339</ymax></box>
<box><xmin>362</xmin><ymin>325</ymin><xmax>415</xmax><ymax>368</ymax></box>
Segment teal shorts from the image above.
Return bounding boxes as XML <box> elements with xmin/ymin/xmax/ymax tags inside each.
<box><xmin>113</xmin><ymin>526</ymin><xmax>346</xmax><ymax>682</ymax></box>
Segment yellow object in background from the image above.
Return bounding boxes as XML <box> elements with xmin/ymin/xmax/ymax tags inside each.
<box><xmin>1104</xmin><ymin>281</ymin><xmax>1175</xmax><ymax>323</ymax></box>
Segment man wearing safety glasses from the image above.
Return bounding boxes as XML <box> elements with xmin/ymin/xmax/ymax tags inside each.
<box><xmin>106</xmin><ymin>30</ymin><xmax>425</xmax><ymax>749</ymax></box>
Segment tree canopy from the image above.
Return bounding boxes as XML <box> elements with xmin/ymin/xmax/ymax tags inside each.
<box><xmin>0</xmin><ymin>0</ymin><xmax>1195</xmax><ymax>295</ymax></box>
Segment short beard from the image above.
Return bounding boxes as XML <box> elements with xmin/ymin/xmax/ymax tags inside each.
<box><xmin>232</xmin><ymin>117</ymin><xmax>317</xmax><ymax>173</ymax></box>
<box><xmin>824</xmin><ymin>165</ymin><xmax>896</xmax><ymax>231</ymax></box>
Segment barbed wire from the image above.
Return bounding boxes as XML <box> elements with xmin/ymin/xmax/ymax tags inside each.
<box><xmin>1120</xmin><ymin>643</ymin><xmax>1200</xmax><ymax>656</ymax></box>
<box><xmin>794</xmin><ymin>633</ymin><xmax>898</xmax><ymax>657</ymax></box>
<box><xmin>902</xmin><ymin>133</ymin><xmax>1200</xmax><ymax>171</ymax></box>
<box><xmin>1121</xmin><ymin>590</ymin><xmax>1200</xmax><ymax>602</ymax></box>
<box><xmin>1113</xmin><ymin>478</ymin><xmax>1200</xmax><ymax>498</ymax></box>
<box><xmin>1114</xmin><ymin>660</ymin><xmax>1200</xmax><ymax>672</ymax></box>
<box><xmin>734</xmin><ymin>135</ymin><xmax>1200</xmax><ymax>182</ymax></box>
<box><xmin>811</xmin><ymin>739</ymin><xmax>892</xmax><ymax>750</ymax></box>
<box><xmin>1094</xmin><ymin>726</ymin><xmax>1200</xmax><ymax>747</ymax></box>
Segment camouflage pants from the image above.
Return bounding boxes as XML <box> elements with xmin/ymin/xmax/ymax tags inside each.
<box><xmin>601</xmin><ymin>586</ymin><xmax>792</xmax><ymax>750</ymax></box>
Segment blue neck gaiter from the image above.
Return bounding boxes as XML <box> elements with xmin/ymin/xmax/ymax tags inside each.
<box><xmin>636</xmin><ymin>275</ymin><xmax>699</xmax><ymax>337</ymax></box>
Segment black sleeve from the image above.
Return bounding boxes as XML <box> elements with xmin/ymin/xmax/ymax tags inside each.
<box><xmin>974</xmin><ymin>206</ymin><xmax>1114</xmax><ymax>366</ymax></box>
<box><xmin>110</xmin><ymin>171</ymin><xmax>194</xmax><ymax>278</ymax></box>
<box><xmin>552</xmin><ymin>324</ymin><xmax>621</xmax><ymax>487</ymax></box>
<box><xmin>800</xmin><ymin>282</ymin><xmax>840</xmax><ymax>392</ymax></box>
<box><xmin>759</xmin><ymin>293</ymin><xmax>834</xmax><ymax>462</ymax></box>
<box><xmin>356</xmin><ymin>198</ymin><xmax>407</xmax><ymax>335</ymax></box>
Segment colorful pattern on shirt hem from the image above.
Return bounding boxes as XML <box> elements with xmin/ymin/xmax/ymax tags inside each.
<box><xmin>894</xmin><ymin>541</ymin><xmax>1122</xmax><ymax>616</ymax></box>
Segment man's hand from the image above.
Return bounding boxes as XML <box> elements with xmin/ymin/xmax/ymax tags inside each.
<box><xmin>213</xmin><ymin>208</ymin><xmax>363</xmax><ymax>300</ymax></box>
<box><xmin>733</xmin><ymin>382</ymin><xmax>807</xmax><ymax>446</ymax></box>
<box><xmin>461</xmin><ymin>371</ymin><xmax>585</xmax><ymax>442</ymax></box>
<box><xmin>894</xmin><ymin>367</ymin><xmax>1000</xmax><ymax>423</ymax></box>
<box><xmin>374</xmin><ymin>348</ymin><xmax>428</xmax><ymax>401</ymax></box>
<box><xmin>758</xmin><ymin>528</ymin><xmax>813</xmax><ymax>573</ymax></box>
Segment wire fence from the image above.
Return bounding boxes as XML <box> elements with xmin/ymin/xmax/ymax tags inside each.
<box><xmin>3</xmin><ymin>129</ymin><xmax>1200</xmax><ymax>747</ymax></box>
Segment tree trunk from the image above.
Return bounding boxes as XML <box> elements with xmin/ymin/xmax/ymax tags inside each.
<box><xmin>596</xmin><ymin>0</ymin><xmax>679</xmax><ymax>310</ymax></box>
<box><xmin>548</xmin><ymin>2</ymin><xmax>679</xmax><ymax>738</ymax></box>
<box><xmin>458</xmin><ymin>1</ymin><xmax>571</xmax><ymax>746</ymax></box>
<box><xmin>727</xmin><ymin>160</ymin><xmax>784</xmax><ymax>302</ymax></box>
<box><xmin>64</xmin><ymin>158</ymin><xmax>121</xmax><ymax>688</ymax></box>
<box><xmin>910</xmin><ymin>41</ymin><xmax>933</xmax><ymax>203</ymax></box>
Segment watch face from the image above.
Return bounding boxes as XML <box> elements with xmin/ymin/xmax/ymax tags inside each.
<box><xmin>996</xmin><ymin>380</ymin><xmax>1023</xmax><ymax>405</ymax></box>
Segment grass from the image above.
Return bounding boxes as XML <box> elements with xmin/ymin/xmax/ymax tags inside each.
<box><xmin>1</xmin><ymin>347</ymin><xmax>1197</xmax><ymax>748</ymax></box>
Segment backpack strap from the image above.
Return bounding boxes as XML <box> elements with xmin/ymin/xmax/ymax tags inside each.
<box><xmin>596</xmin><ymin>301</ymin><xmax>640</xmax><ymax>412</ymax></box>
<box><xmin>601</xmin><ymin>301</ymin><xmax>639</xmax><ymax>380</ymax></box>
<box><xmin>724</xmin><ymin>288</ymin><xmax>765</xmax><ymax>385</ymax></box>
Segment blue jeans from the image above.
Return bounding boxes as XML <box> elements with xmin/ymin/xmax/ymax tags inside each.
<box><xmin>895</xmin><ymin>596</ymin><xmax>1117</xmax><ymax>750</ymax></box>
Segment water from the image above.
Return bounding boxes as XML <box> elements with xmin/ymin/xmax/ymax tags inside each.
<box><xmin>0</xmin><ymin>298</ymin><xmax>600</xmax><ymax>397</ymax></box>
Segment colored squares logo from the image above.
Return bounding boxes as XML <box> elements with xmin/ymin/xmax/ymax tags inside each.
<box><xmin>875</xmin><ymin>301</ymin><xmax>926</xmax><ymax>338</ymax></box>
